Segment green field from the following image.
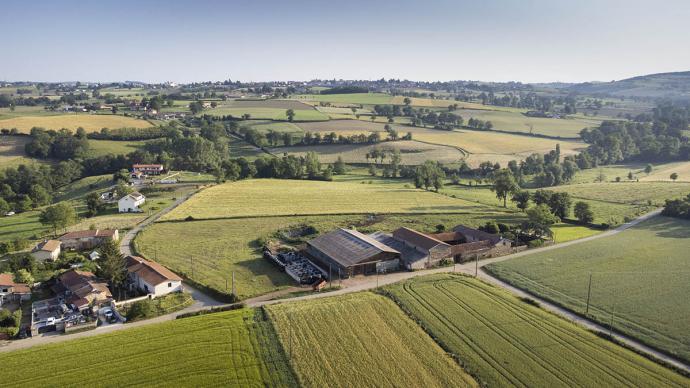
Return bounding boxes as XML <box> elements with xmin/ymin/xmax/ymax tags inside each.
<box><xmin>0</xmin><ymin>114</ymin><xmax>154</xmax><ymax>133</ymax></box>
<box><xmin>162</xmin><ymin>178</ymin><xmax>495</xmax><ymax>221</ymax></box>
<box><xmin>88</xmin><ymin>139</ymin><xmax>146</xmax><ymax>157</ymax></box>
<box><xmin>385</xmin><ymin>274</ymin><xmax>688</xmax><ymax>387</ymax></box>
<box><xmin>486</xmin><ymin>216</ymin><xmax>690</xmax><ymax>362</ymax></box>
<box><xmin>457</xmin><ymin>109</ymin><xmax>602</xmax><ymax>138</ymax></box>
<box><xmin>0</xmin><ymin>309</ymin><xmax>297</xmax><ymax>386</ymax></box>
<box><xmin>267</xmin><ymin>292</ymin><xmax>476</xmax><ymax>388</ymax></box>
<box><xmin>209</xmin><ymin>107</ymin><xmax>329</xmax><ymax>121</ymax></box>
<box><xmin>0</xmin><ymin>210</ymin><xmax>46</xmax><ymax>242</ymax></box>
<box><xmin>551</xmin><ymin>181</ymin><xmax>690</xmax><ymax>206</ymax></box>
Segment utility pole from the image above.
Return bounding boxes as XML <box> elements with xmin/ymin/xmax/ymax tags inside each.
<box><xmin>585</xmin><ymin>273</ymin><xmax>593</xmax><ymax>315</ymax></box>
<box><xmin>376</xmin><ymin>269</ymin><xmax>379</xmax><ymax>288</ymax></box>
<box><xmin>190</xmin><ymin>256</ymin><xmax>194</xmax><ymax>278</ymax></box>
<box><xmin>329</xmin><ymin>264</ymin><xmax>332</xmax><ymax>288</ymax></box>
<box><xmin>338</xmin><ymin>268</ymin><xmax>341</xmax><ymax>287</ymax></box>
<box><xmin>475</xmin><ymin>255</ymin><xmax>479</xmax><ymax>277</ymax></box>
<box><xmin>232</xmin><ymin>271</ymin><xmax>236</xmax><ymax>297</ymax></box>
<box><xmin>609</xmin><ymin>305</ymin><xmax>615</xmax><ymax>338</ymax></box>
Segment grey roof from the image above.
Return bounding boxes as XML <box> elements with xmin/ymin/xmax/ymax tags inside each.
<box><xmin>308</xmin><ymin>229</ymin><xmax>399</xmax><ymax>267</ymax></box>
<box><xmin>392</xmin><ymin>227</ymin><xmax>450</xmax><ymax>251</ymax></box>
<box><xmin>453</xmin><ymin>225</ymin><xmax>502</xmax><ymax>244</ymax></box>
<box><xmin>369</xmin><ymin>231</ymin><xmax>427</xmax><ymax>265</ymax></box>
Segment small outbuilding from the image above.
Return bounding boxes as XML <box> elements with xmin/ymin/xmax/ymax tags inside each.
<box><xmin>31</xmin><ymin>240</ymin><xmax>62</xmax><ymax>261</ymax></box>
<box><xmin>59</xmin><ymin>229</ymin><xmax>119</xmax><ymax>251</ymax></box>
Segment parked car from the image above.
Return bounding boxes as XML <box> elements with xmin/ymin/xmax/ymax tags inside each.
<box><xmin>4</xmin><ymin>211</ymin><xmax>15</xmax><ymax>216</ymax></box>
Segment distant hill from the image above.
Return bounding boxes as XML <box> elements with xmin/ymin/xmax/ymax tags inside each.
<box><xmin>567</xmin><ymin>71</ymin><xmax>690</xmax><ymax>99</ymax></box>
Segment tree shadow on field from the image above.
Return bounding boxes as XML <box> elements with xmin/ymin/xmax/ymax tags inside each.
<box><xmin>634</xmin><ymin>216</ymin><xmax>690</xmax><ymax>239</ymax></box>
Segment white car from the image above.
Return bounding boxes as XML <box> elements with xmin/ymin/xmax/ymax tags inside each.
<box><xmin>5</xmin><ymin>211</ymin><xmax>15</xmax><ymax>216</ymax></box>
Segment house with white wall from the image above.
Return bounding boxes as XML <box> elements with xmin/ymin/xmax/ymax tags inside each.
<box><xmin>118</xmin><ymin>192</ymin><xmax>145</xmax><ymax>213</ymax></box>
<box><xmin>126</xmin><ymin>256</ymin><xmax>183</xmax><ymax>296</ymax></box>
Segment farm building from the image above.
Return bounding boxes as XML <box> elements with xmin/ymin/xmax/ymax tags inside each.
<box><xmin>31</xmin><ymin>239</ymin><xmax>61</xmax><ymax>261</ymax></box>
<box><xmin>132</xmin><ymin>164</ymin><xmax>164</xmax><ymax>175</ymax></box>
<box><xmin>118</xmin><ymin>192</ymin><xmax>145</xmax><ymax>213</ymax></box>
<box><xmin>391</xmin><ymin>227</ymin><xmax>452</xmax><ymax>270</ymax></box>
<box><xmin>126</xmin><ymin>256</ymin><xmax>183</xmax><ymax>296</ymax></box>
<box><xmin>0</xmin><ymin>273</ymin><xmax>31</xmax><ymax>307</ymax></box>
<box><xmin>59</xmin><ymin>229</ymin><xmax>119</xmax><ymax>251</ymax></box>
<box><xmin>306</xmin><ymin>229</ymin><xmax>400</xmax><ymax>277</ymax></box>
<box><xmin>427</xmin><ymin>225</ymin><xmax>514</xmax><ymax>262</ymax></box>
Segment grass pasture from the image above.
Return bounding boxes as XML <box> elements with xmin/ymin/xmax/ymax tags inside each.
<box><xmin>486</xmin><ymin>216</ymin><xmax>690</xmax><ymax>363</ymax></box>
<box><xmin>208</xmin><ymin>99</ymin><xmax>328</xmax><ymax>121</ymax></box>
<box><xmin>270</xmin><ymin>140</ymin><xmax>465</xmax><ymax>165</ymax></box>
<box><xmin>267</xmin><ymin>292</ymin><xmax>476</xmax><ymax>388</ymax></box>
<box><xmin>551</xmin><ymin>181</ymin><xmax>690</xmax><ymax>207</ymax></box>
<box><xmin>161</xmin><ymin>178</ymin><xmax>491</xmax><ymax>221</ymax></box>
<box><xmin>0</xmin><ymin>309</ymin><xmax>297</xmax><ymax>387</ymax></box>
<box><xmin>641</xmin><ymin>161</ymin><xmax>690</xmax><ymax>182</ymax></box>
<box><xmin>385</xmin><ymin>274</ymin><xmax>688</xmax><ymax>387</ymax></box>
<box><xmin>0</xmin><ymin>114</ymin><xmax>154</xmax><ymax>133</ymax></box>
<box><xmin>88</xmin><ymin>139</ymin><xmax>146</xmax><ymax>157</ymax></box>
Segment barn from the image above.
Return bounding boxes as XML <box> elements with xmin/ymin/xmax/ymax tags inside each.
<box><xmin>306</xmin><ymin>228</ymin><xmax>400</xmax><ymax>277</ymax></box>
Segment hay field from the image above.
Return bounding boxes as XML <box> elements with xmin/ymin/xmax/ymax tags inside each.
<box><xmin>208</xmin><ymin>107</ymin><xmax>328</xmax><ymax>121</ymax></box>
<box><xmin>295</xmin><ymin>119</ymin><xmax>392</xmax><ymax>134</ymax></box>
<box><xmin>486</xmin><ymin>216</ymin><xmax>690</xmax><ymax>363</ymax></box>
<box><xmin>386</xmin><ymin>274</ymin><xmax>688</xmax><ymax>387</ymax></box>
<box><xmin>641</xmin><ymin>161</ymin><xmax>690</xmax><ymax>182</ymax></box>
<box><xmin>0</xmin><ymin>114</ymin><xmax>154</xmax><ymax>133</ymax></box>
<box><xmin>267</xmin><ymin>292</ymin><xmax>476</xmax><ymax>388</ymax></box>
<box><xmin>270</xmin><ymin>140</ymin><xmax>465</xmax><ymax>165</ymax></box>
<box><xmin>162</xmin><ymin>178</ymin><xmax>490</xmax><ymax>221</ymax></box>
<box><xmin>0</xmin><ymin>309</ymin><xmax>297</xmax><ymax>387</ymax></box>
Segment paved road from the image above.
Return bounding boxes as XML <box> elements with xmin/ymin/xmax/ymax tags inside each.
<box><xmin>4</xmin><ymin>208</ymin><xmax>688</xmax><ymax>375</ymax></box>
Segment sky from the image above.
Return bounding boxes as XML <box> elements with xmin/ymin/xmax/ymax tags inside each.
<box><xmin>2</xmin><ymin>0</ymin><xmax>690</xmax><ymax>83</ymax></box>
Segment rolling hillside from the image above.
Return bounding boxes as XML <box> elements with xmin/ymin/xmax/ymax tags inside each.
<box><xmin>567</xmin><ymin>71</ymin><xmax>690</xmax><ymax>99</ymax></box>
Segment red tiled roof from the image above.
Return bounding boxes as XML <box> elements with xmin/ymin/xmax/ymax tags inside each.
<box><xmin>127</xmin><ymin>256</ymin><xmax>182</xmax><ymax>286</ymax></box>
<box><xmin>60</xmin><ymin>229</ymin><xmax>117</xmax><ymax>240</ymax></box>
<box><xmin>36</xmin><ymin>239</ymin><xmax>61</xmax><ymax>252</ymax></box>
<box><xmin>0</xmin><ymin>273</ymin><xmax>13</xmax><ymax>287</ymax></box>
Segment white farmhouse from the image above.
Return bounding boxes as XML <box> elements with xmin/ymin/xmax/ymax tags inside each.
<box><xmin>126</xmin><ymin>256</ymin><xmax>183</xmax><ymax>296</ymax></box>
<box><xmin>118</xmin><ymin>192</ymin><xmax>145</xmax><ymax>213</ymax></box>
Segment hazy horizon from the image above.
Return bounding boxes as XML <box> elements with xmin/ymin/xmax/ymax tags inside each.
<box><xmin>2</xmin><ymin>0</ymin><xmax>690</xmax><ymax>84</ymax></box>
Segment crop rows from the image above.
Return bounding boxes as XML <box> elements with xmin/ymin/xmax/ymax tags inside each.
<box><xmin>385</xmin><ymin>274</ymin><xmax>688</xmax><ymax>387</ymax></box>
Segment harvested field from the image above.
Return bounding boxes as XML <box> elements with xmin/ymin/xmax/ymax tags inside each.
<box><xmin>458</xmin><ymin>109</ymin><xmax>602</xmax><ymax>138</ymax></box>
<box><xmin>295</xmin><ymin>119</ymin><xmax>391</xmax><ymax>134</ymax></box>
<box><xmin>641</xmin><ymin>161</ymin><xmax>690</xmax><ymax>182</ymax></box>
<box><xmin>486</xmin><ymin>216</ymin><xmax>690</xmax><ymax>363</ymax></box>
<box><xmin>293</xmin><ymin>93</ymin><xmax>393</xmax><ymax>105</ymax></box>
<box><xmin>267</xmin><ymin>292</ymin><xmax>476</xmax><ymax>388</ymax></box>
<box><xmin>0</xmin><ymin>114</ymin><xmax>154</xmax><ymax>133</ymax></box>
<box><xmin>270</xmin><ymin>140</ymin><xmax>465</xmax><ymax>165</ymax></box>
<box><xmin>385</xmin><ymin>274</ymin><xmax>688</xmax><ymax>387</ymax></box>
<box><xmin>161</xmin><ymin>178</ymin><xmax>492</xmax><ymax>221</ymax></box>
<box><xmin>410</xmin><ymin>129</ymin><xmax>585</xmax><ymax>167</ymax></box>
<box><xmin>0</xmin><ymin>309</ymin><xmax>297</xmax><ymax>386</ymax></box>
